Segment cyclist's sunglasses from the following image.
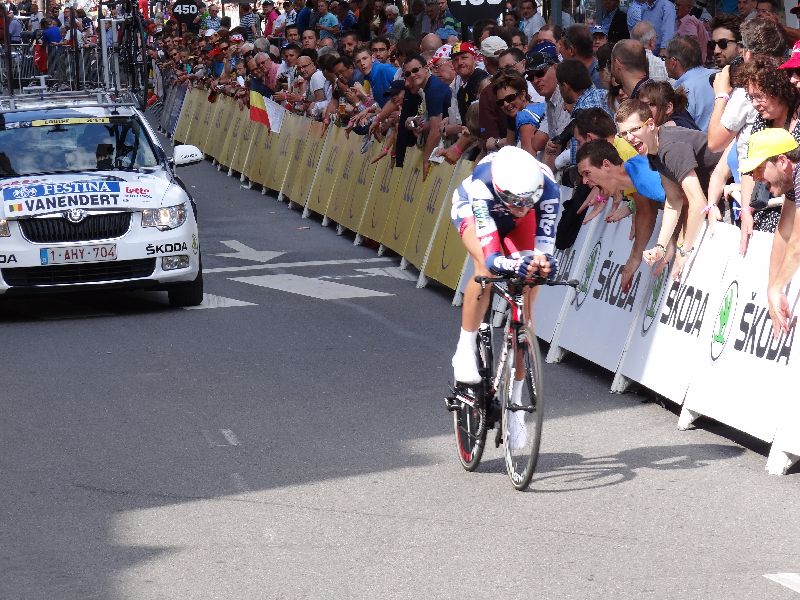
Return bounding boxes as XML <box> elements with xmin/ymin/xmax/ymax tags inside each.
<box><xmin>494</xmin><ymin>185</ymin><xmax>538</xmax><ymax>208</ymax></box>
<box><xmin>711</xmin><ymin>38</ymin><xmax>739</xmax><ymax>49</ymax></box>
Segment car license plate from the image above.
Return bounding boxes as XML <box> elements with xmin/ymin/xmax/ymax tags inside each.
<box><xmin>40</xmin><ymin>244</ymin><xmax>117</xmax><ymax>265</ymax></box>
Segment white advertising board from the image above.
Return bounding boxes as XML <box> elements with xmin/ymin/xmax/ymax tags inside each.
<box><xmin>549</xmin><ymin>205</ymin><xmax>659</xmax><ymax>372</ymax></box>
<box><xmin>681</xmin><ymin>230</ymin><xmax>800</xmax><ymax>443</ymax></box>
<box><xmin>534</xmin><ymin>186</ymin><xmax>600</xmax><ymax>344</ymax></box>
<box><xmin>617</xmin><ymin>224</ymin><xmax>740</xmax><ymax>403</ymax></box>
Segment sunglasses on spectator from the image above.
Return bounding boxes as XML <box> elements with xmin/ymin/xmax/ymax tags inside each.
<box><xmin>495</xmin><ymin>91</ymin><xmax>522</xmax><ymax>106</ymax></box>
<box><xmin>527</xmin><ymin>67</ymin><xmax>549</xmax><ymax>79</ymax></box>
<box><xmin>616</xmin><ymin>118</ymin><xmax>652</xmax><ymax>138</ymax></box>
<box><xmin>297</xmin><ymin>61</ymin><xmax>314</xmax><ymax>68</ymax></box>
<box><xmin>711</xmin><ymin>38</ymin><xmax>738</xmax><ymax>49</ymax></box>
<box><xmin>403</xmin><ymin>65</ymin><xmax>423</xmax><ymax>78</ymax></box>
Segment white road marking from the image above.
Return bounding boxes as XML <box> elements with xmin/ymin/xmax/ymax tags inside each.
<box><xmin>204</xmin><ymin>257</ymin><xmax>393</xmax><ymax>275</ymax></box>
<box><xmin>765</xmin><ymin>573</ymin><xmax>800</xmax><ymax>594</ymax></box>
<box><xmin>230</xmin><ymin>472</ymin><xmax>249</xmax><ymax>492</ymax></box>
<box><xmin>220</xmin><ymin>429</ymin><xmax>240</xmax><ymax>446</ymax></box>
<box><xmin>213</xmin><ymin>240</ymin><xmax>286</xmax><ymax>263</ymax></box>
<box><xmin>320</xmin><ymin>267</ymin><xmax>417</xmax><ymax>282</ymax></box>
<box><xmin>230</xmin><ymin>274</ymin><xmax>394</xmax><ymax>299</ymax></box>
<box><xmin>183</xmin><ymin>294</ymin><xmax>257</xmax><ymax>310</ymax></box>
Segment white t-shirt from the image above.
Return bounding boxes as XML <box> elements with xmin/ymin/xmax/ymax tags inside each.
<box><xmin>720</xmin><ymin>87</ymin><xmax>758</xmax><ymax>161</ymax></box>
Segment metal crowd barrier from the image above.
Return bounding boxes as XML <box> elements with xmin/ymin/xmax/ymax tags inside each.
<box><xmin>1</xmin><ymin>43</ymin><xmax>105</xmax><ymax>92</ymax></box>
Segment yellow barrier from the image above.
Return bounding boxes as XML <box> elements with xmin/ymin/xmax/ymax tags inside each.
<box><xmin>197</xmin><ymin>97</ymin><xmax>220</xmax><ymax>156</ymax></box>
<box><xmin>244</xmin><ymin>122</ymin><xmax>270</xmax><ymax>186</ymax></box>
<box><xmin>264</xmin><ymin>115</ymin><xmax>295</xmax><ymax>191</ymax></box>
<box><xmin>420</xmin><ymin>159</ymin><xmax>472</xmax><ymax>289</ymax></box>
<box><xmin>197</xmin><ymin>92</ymin><xmax>215</xmax><ymax>154</ymax></box>
<box><xmin>173</xmin><ymin>86</ymin><xmax>195</xmax><ymax>144</ymax></box>
<box><xmin>379</xmin><ymin>147</ymin><xmax>423</xmax><ymax>254</ymax></box>
<box><xmin>279</xmin><ymin>116</ymin><xmax>312</xmax><ymax>203</ymax></box>
<box><xmin>402</xmin><ymin>160</ymin><xmax>457</xmax><ymax>269</ymax></box>
<box><xmin>203</xmin><ymin>97</ymin><xmax>228</xmax><ymax>161</ymax></box>
<box><xmin>184</xmin><ymin>88</ymin><xmax>207</xmax><ymax>149</ymax></box>
<box><xmin>230</xmin><ymin>112</ymin><xmax>255</xmax><ymax>176</ymax></box>
<box><xmin>355</xmin><ymin>156</ymin><xmax>402</xmax><ymax>242</ymax></box>
<box><xmin>218</xmin><ymin>101</ymin><xmax>245</xmax><ymax>169</ymax></box>
<box><xmin>293</xmin><ymin>121</ymin><xmax>327</xmax><ymax>208</ymax></box>
<box><xmin>210</xmin><ymin>97</ymin><xmax>236</xmax><ymax>161</ymax></box>
<box><xmin>304</xmin><ymin>126</ymin><xmax>340</xmax><ymax>216</ymax></box>
<box><xmin>336</xmin><ymin>138</ymin><xmax>380</xmax><ymax>233</ymax></box>
<box><xmin>324</xmin><ymin>130</ymin><xmax>362</xmax><ymax>226</ymax></box>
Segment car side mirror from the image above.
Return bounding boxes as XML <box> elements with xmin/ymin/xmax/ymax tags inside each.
<box><xmin>173</xmin><ymin>145</ymin><xmax>203</xmax><ymax>167</ymax></box>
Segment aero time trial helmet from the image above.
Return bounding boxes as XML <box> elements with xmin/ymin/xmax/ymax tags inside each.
<box><xmin>491</xmin><ymin>146</ymin><xmax>545</xmax><ymax>209</ymax></box>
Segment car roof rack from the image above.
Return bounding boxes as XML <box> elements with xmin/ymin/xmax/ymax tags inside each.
<box><xmin>0</xmin><ymin>82</ymin><xmax>138</xmax><ymax>114</ymax></box>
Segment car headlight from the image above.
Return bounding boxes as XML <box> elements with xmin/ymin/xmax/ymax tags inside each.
<box><xmin>141</xmin><ymin>203</ymin><xmax>187</xmax><ymax>231</ymax></box>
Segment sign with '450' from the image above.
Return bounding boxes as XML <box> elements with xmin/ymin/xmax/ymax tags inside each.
<box><xmin>172</xmin><ymin>0</ymin><xmax>198</xmax><ymax>24</ymax></box>
<box><xmin>447</xmin><ymin>0</ymin><xmax>503</xmax><ymax>26</ymax></box>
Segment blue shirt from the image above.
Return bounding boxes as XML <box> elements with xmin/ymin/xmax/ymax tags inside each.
<box><xmin>295</xmin><ymin>6</ymin><xmax>311</xmax><ymax>33</ymax></box>
<box><xmin>43</xmin><ymin>25</ymin><xmax>62</xmax><ymax>44</ymax></box>
<box><xmin>515</xmin><ymin>102</ymin><xmax>545</xmax><ymax>142</ymax></box>
<box><xmin>317</xmin><ymin>12</ymin><xmax>338</xmax><ymax>40</ymax></box>
<box><xmin>366</xmin><ymin>60</ymin><xmax>400</xmax><ymax>108</ymax></box>
<box><xmin>570</xmin><ymin>86</ymin><xmax>610</xmax><ymax>164</ymax></box>
<box><xmin>674</xmin><ymin>66</ymin><xmax>717</xmax><ymax>131</ymax></box>
<box><xmin>640</xmin><ymin>0</ymin><xmax>675</xmax><ymax>54</ymax></box>
<box><xmin>600</xmin><ymin>7</ymin><xmax>617</xmax><ymax>35</ymax></box>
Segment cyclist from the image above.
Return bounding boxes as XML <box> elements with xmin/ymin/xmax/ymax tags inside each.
<box><xmin>450</xmin><ymin>145</ymin><xmax>560</xmax><ymax>385</ymax></box>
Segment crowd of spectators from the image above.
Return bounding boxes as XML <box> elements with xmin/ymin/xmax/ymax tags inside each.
<box><xmin>141</xmin><ymin>0</ymin><xmax>800</xmax><ymax>303</ymax></box>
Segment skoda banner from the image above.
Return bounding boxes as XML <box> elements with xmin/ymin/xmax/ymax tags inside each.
<box><xmin>682</xmin><ymin>229</ymin><xmax>799</xmax><ymax>444</ymax></box>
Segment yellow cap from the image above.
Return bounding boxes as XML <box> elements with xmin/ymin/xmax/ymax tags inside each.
<box><xmin>739</xmin><ymin>128</ymin><xmax>799</xmax><ymax>175</ymax></box>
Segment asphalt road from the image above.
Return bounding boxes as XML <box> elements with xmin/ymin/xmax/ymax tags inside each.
<box><xmin>1</xmin><ymin>128</ymin><xmax>799</xmax><ymax>600</ymax></box>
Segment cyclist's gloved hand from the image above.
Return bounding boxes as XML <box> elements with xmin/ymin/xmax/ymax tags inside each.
<box><xmin>489</xmin><ymin>255</ymin><xmax>534</xmax><ymax>278</ymax></box>
<box><xmin>542</xmin><ymin>253</ymin><xmax>559</xmax><ymax>281</ymax></box>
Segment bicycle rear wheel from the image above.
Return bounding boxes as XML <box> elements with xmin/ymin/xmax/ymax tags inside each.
<box><xmin>502</xmin><ymin>325</ymin><xmax>545</xmax><ymax>491</ymax></box>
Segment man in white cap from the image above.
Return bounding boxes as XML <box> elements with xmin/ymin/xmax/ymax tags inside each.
<box><xmin>739</xmin><ymin>128</ymin><xmax>800</xmax><ymax>335</ymax></box>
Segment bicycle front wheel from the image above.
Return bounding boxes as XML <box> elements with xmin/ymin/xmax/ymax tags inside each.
<box><xmin>502</xmin><ymin>325</ymin><xmax>545</xmax><ymax>491</ymax></box>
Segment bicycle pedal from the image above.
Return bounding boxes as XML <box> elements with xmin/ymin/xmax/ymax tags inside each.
<box><xmin>443</xmin><ymin>395</ymin><xmax>460</xmax><ymax>412</ymax></box>
<box><xmin>507</xmin><ymin>402</ymin><xmax>536</xmax><ymax>413</ymax></box>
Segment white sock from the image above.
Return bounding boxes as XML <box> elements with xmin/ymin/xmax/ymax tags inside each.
<box><xmin>456</xmin><ymin>328</ymin><xmax>477</xmax><ymax>353</ymax></box>
<box><xmin>511</xmin><ymin>379</ymin><xmax>524</xmax><ymax>405</ymax></box>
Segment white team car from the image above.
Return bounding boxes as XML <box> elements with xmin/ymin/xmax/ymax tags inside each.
<box><xmin>0</xmin><ymin>92</ymin><xmax>204</xmax><ymax>306</ymax></box>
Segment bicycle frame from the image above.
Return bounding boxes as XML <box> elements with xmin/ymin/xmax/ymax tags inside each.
<box><xmin>481</xmin><ymin>281</ymin><xmax>527</xmax><ymax>402</ymax></box>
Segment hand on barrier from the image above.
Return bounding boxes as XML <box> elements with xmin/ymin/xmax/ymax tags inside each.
<box><xmin>703</xmin><ymin>203</ymin><xmax>722</xmax><ymax>236</ymax></box>
<box><xmin>768</xmin><ymin>286</ymin><xmax>794</xmax><ymax>336</ymax></box>
<box><xmin>577</xmin><ymin>188</ymin><xmax>607</xmax><ymax>225</ymax></box>
<box><xmin>739</xmin><ymin>209</ymin><xmax>753</xmax><ymax>256</ymax></box>
<box><xmin>621</xmin><ymin>257</ymin><xmax>639</xmax><ymax>294</ymax></box>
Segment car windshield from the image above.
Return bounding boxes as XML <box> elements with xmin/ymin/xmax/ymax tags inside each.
<box><xmin>0</xmin><ymin>116</ymin><xmax>159</xmax><ymax>178</ymax></box>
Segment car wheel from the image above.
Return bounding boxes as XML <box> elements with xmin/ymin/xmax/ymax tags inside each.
<box><xmin>168</xmin><ymin>257</ymin><xmax>204</xmax><ymax>307</ymax></box>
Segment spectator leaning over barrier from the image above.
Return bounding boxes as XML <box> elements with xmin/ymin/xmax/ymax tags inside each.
<box><xmin>616</xmin><ymin>98</ymin><xmax>723</xmax><ymax>280</ymax></box>
<box><xmin>738</xmin><ymin>129</ymin><xmax>800</xmax><ymax>334</ymax></box>
<box><xmin>664</xmin><ymin>35</ymin><xmax>716</xmax><ymax>131</ymax></box>
<box><xmin>630</xmin><ymin>21</ymin><xmax>669</xmax><ymax>83</ymax></box>
<box><xmin>299</xmin><ymin>51</ymin><xmax>328</xmax><ymax>117</ymax></box>
<box><xmin>354</xmin><ymin>44</ymin><xmax>398</xmax><ymax>107</ymax></box>
<box><xmin>574</xmin><ymin>111</ymin><xmax>664</xmax><ymax>293</ymax></box>
<box><xmin>396</xmin><ymin>53</ymin><xmax>451</xmax><ymax>176</ymax></box>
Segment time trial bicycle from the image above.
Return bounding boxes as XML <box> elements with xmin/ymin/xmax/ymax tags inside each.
<box><xmin>445</xmin><ymin>274</ymin><xmax>577</xmax><ymax>491</ymax></box>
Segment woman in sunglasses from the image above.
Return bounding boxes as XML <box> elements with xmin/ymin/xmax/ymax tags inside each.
<box><xmin>491</xmin><ymin>72</ymin><xmax>547</xmax><ymax>156</ymax></box>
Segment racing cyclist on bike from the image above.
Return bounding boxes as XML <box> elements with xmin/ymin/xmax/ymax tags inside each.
<box><xmin>450</xmin><ymin>146</ymin><xmax>560</xmax><ymax>390</ymax></box>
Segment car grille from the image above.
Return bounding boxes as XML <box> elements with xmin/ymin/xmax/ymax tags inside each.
<box><xmin>19</xmin><ymin>213</ymin><xmax>132</xmax><ymax>243</ymax></box>
<box><xmin>2</xmin><ymin>259</ymin><xmax>156</xmax><ymax>287</ymax></box>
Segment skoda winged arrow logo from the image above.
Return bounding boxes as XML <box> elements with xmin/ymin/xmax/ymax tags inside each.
<box><xmin>574</xmin><ymin>241</ymin><xmax>601</xmax><ymax>309</ymax></box>
<box><xmin>642</xmin><ymin>265</ymin><xmax>669</xmax><ymax>334</ymax></box>
<box><xmin>65</xmin><ymin>209</ymin><xmax>87</xmax><ymax>223</ymax></box>
<box><xmin>711</xmin><ymin>281</ymin><xmax>738</xmax><ymax>361</ymax></box>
